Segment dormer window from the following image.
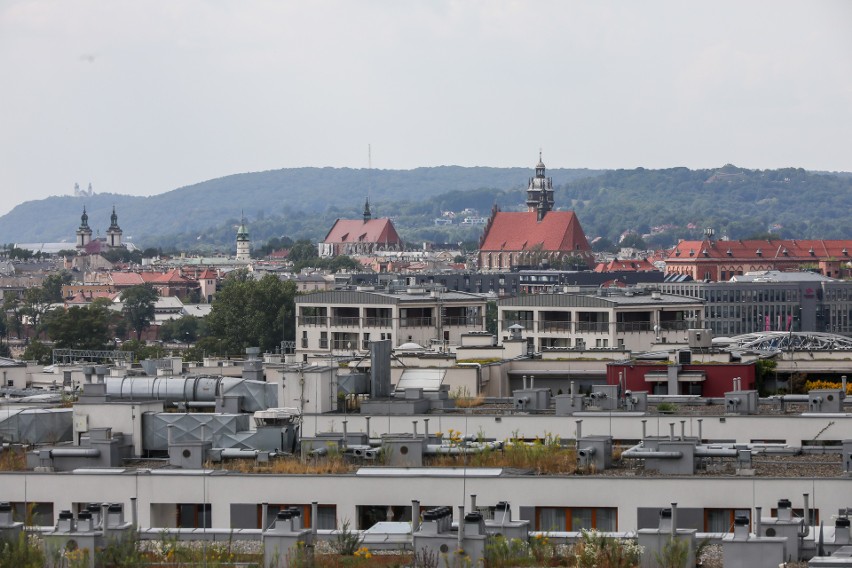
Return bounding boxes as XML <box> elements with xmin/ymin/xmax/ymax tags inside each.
<box><xmin>782</xmin><ymin>248</ymin><xmax>788</xmax><ymax>256</ymax></box>
<box><xmin>702</xmin><ymin>249</ymin><xmax>709</xmax><ymax>257</ymax></box>
<box><xmin>675</xmin><ymin>250</ymin><xmax>681</xmax><ymax>257</ymax></box>
<box><xmin>689</xmin><ymin>249</ymin><xmax>695</xmax><ymax>257</ymax></box>
<box><xmin>726</xmin><ymin>248</ymin><xmax>732</xmax><ymax>257</ymax></box>
<box><xmin>809</xmin><ymin>248</ymin><xmax>815</xmax><ymax>256</ymax></box>
<box><xmin>756</xmin><ymin>248</ymin><xmax>762</xmax><ymax>257</ymax></box>
<box><xmin>843</xmin><ymin>248</ymin><xmax>848</xmax><ymax>256</ymax></box>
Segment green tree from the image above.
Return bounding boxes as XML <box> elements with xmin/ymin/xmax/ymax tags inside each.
<box><xmin>22</xmin><ymin>340</ymin><xmax>52</xmax><ymax>365</ymax></box>
<box><xmin>206</xmin><ymin>274</ymin><xmax>297</xmax><ymax>354</ymax></box>
<box><xmin>45</xmin><ymin>304</ymin><xmax>112</xmax><ymax>350</ymax></box>
<box><xmin>41</xmin><ymin>272</ymin><xmax>72</xmax><ymax>303</ymax></box>
<box><xmin>619</xmin><ymin>233</ymin><xmax>647</xmax><ymax>250</ymax></box>
<box><xmin>486</xmin><ymin>300</ymin><xmax>498</xmax><ymax>335</ymax></box>
<box><xmin>120</xmin><ymin>285</ymin><xmax>160</xmax><ymax>340</ymax></box>
<box><xmin>20</xmin><ymin>287</ymin><xmax>53</xmax><ymax>339</ymax></box>
<box><xmin>288</xmin><ymin>240</ymin><xmax>318</xmax><ymax>263</ymax></box>
<box><xmin>3</xmin><ymin>296</ymin><xmax>24</xmax><ymax>339</ymax></box>
<box><xmin>159</xmin><ymin>316</ymin><xmax>200</xmax><ymax>343</ymax></box>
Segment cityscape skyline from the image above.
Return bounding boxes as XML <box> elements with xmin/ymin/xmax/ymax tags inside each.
<box><xmin>1</xmin><ymin>1</ymin><xmax>851</xmax><ymax>216</ymax></box>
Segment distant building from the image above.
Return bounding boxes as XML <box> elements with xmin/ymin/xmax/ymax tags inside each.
<box><xmin>478</xmin><ymin>155</ymin><xmax>594</xmax><ymax>271</ymax></box>
<box><xmin>75</xmin><ymin>207</ymin><xmax>126</xmax><ymax>254</ymax></box>
<box><xmin>319</xmin><ymin>198</ymin><xmax>403</xmax><ymax>258</ymax></box>
<box><xmin>235</xmin><ymin>216</ymin><xmax>251</xmax><ymax>261</ymax></box>
<box><xmin>665</xmin><ymin>229</ymin><xmax>852</xmax><ymax>281</ymax></box>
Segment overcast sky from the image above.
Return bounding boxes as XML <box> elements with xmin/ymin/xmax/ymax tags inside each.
<box><xmin>1</xmin><ymin>0</ymin><xmax>851</xmax><ymax>216</ymax></box>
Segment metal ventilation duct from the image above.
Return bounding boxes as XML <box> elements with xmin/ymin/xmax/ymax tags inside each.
<box><xmin>0</xmin><ymin>408</ymin><xmax>72</xmax><ymax>444</ymax></box>
<box><xmin>105</xmin><ymin>376</ymin><xmax>277</xmax><ymax>412</ymax></box>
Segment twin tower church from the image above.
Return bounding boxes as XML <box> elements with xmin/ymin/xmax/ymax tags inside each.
<box><xmin>75</xmin><ymin>206</ymin><xmax>124</xmax><ymax>253</ymax></box>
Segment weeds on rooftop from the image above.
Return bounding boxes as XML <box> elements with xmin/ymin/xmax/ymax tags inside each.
<box><xmin>0</xmin><ymin>446</ymin><xmax>27</xmax><ymax>472</ymax></box>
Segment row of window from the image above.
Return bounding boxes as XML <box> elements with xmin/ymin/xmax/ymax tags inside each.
<box><xmin>5</xmin><ymin>502</ymin><xmax>819</xmax><ymax>533</ymax></box>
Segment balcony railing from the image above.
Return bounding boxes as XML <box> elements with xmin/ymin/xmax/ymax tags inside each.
<box><xmin>331</xmin><ymin>340</ymin><xmax>359</xmax><ymax>351</ymax></box>
<box><xmin>576</xmin><ymin>321</ymin><xmax>609</xmax><ymax>333</ymax></box>
<box><xmin>502</xmin><ymin>320</ymin><xmax>533</xmax><ymax>330</ymax></box>
<box><xmin>660</xmin><ymin>320</ymin><xmax>692</xmax><ymax>331</ymax></box>
<box><xmin>615</xmin><ymin>321</ymin><xmax>652</xmax><ymax>333</ymax></box>
<box><xmin>298</xmin><ymin>316</ymin><xmax>327</xmax><ymax>326</ymax></box>
<box><xmin>442</xmin><ymin>316</ymin><xmax>483</xmax><ymax>327</ymax></box>
<box><xmin>540</xmin><ymin>321</ymin><xmax>572</xmax><ymax>333</ymax></box>
<box><xmin>363</xmin><ymin>317</ymin><xmax>392</xmax><ymax>328</ymax></box>
<box><xmin>400</xmin><ymin>317</ymin><xmax>435</xmax><ymax>328</ymax></box>
<box><xmin>330</xmin><ymin>317</ymin><xmax>361</xmax><ymax>327</ymax></box>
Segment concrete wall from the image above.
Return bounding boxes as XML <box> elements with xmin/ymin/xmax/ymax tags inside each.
<box><xmin>0</xmin><ymin>470</ymin><xmax>846</xmax><ymax>534</ymax></box>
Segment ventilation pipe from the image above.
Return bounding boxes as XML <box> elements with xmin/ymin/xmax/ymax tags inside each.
<box><xmin>843</xmin><ymin>375</ymin><xmax>848</xmax><ymax>398</ymax></box>
<box><xmin>570</xmin><ymin>381</ymin><xmax>575</xmax><ymax>396</ymax></box>
<box><xmin>412</xmin><ymin>421</ymin><xmax>418</xmax><ymax>438</ymax></box>
<box><xmin>312</xmin><ymin>502</ymin><xmax>318</xmax><ymax>536</ymax></box>
<box><xmin>522</xmin><ymin>375</ymin><xmax>527</xmax><ymax>390</ymax></box>
<box><xmin>423</xmin><ymin>419</ymin><xmax>429</xmax><ymax>438</ymax></box>
<box><xmin>131</xmin><ymin>497</ymin><xmax>137</xmax><ymax>529</ymax></box>
<box><xmin>576</xmin><ymin>420</ymin><xmax>583</xmax><ymax>442</ymax></box>
<box><xmin>530</xmin><ymin>375</ymin><xmax>535</xmax><ymax>389</ymax></box>
<box><xmin>262</xmin><ymin>503</ymin><xmax>269</xmax><ymax>531</ymax></box>
<box><xmin>799</xmin><ymin>494</ymin><xmax>810</xmax><ymax>538</ymax></box>
<box><xmin>755</xmin><ymin>506</ymin><xmax>762</xmax><ymax>538</ymax></box>
<box><xmin>641</xmin><ymin>419</ymin><xmax>647</xmax><ymax>439</ymax></box>
<box><xmin>669</xmin><ymin>423</ymin><xmax>675</xmax><ymax>442</ymax></box>
<box><xmin>457</xmin><ymin>506</ymin><xmax>465</xmax><ymax>550</ymax></box>
<box><xmin>671</xmin><ymin>503</ymin><xmax>677</xmax><ymax>539</ymax></box>
<box><xmin>697</xmin><ymin>419</ymin><xmax>703</xmax><ymax>443</ymax></box>
<box><xmin>680</xmin><ymin>420</ymin><xmax>686</xmax><ymax>441</ymax></box>
<box><xmin>342</xmin><ymin>420</ymin><xmax>348</xmax><ymax>451</ymax></box>
<box><xmin>470</xmin><ymin>495</ymin><xmax>477</xmax><ymax>512</ymax></box>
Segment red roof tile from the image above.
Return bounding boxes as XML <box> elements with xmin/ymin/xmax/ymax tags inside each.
<box><xmin>323</xmin><ymin>218</ymin><xmax>402</xmax><ymax>246</ymax></box>
<box><xmin>667</xmin><ymin>239</ymin><xmax>852</xmax><ymax>261</ymax></box>
<box><xmin>479</xmin><ymin>211</ymin><xmax>591</xmax><ymax>253</ymax></box>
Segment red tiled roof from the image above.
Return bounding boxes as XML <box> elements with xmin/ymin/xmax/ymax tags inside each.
<box><xmin>323</xmin><ymin>218</ymin><xmax>402</xmax><ymax>246</ymax></box>
<box><xmin>198</xmin><ymin>269</ymin><xmax>218</xmax><ymax>279</ymax></box>
<box><xmin>667</xmin><ymin>239</ymin><xmax>852</xmax><ymax>261</ymax></box>
<box><xmin>110</xmin><ymin>272</ymin><xmax>145</xmax><ymax>286</ymax></box>
<box><xmin>479</xmin><ymin>211</ymin><xmax>591</xmax><ymax>253</ymax></box>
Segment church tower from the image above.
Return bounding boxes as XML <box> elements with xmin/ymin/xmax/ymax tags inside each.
<box><xmin>363</xmin><ymin>197</ymin><xmax>372</xmax><ymax>222</ymax></box>
<box><xmin>76</xmin><ymin>207</ymin><xmax>93</xmax><ymax>250</ymax></box>
<box><xmin>526</xmin><ymin>152</ymin><xmax>554</xmax><ymax>220</ymax></box>
<box><xmin>235</xmin><ymin>214</ymin><xmax>251</xmax><ymax>261</ymax></box>
<box><xmin>106</xmin><ymin>206</ymin><xmax>123</xmax><ymax>248</ymax></box>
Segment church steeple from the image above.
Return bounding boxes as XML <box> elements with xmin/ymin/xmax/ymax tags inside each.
<box><xmin>235</xmin><ymin>212</ymin><xmax>251</xmax><ymax>261</ymax></box>
<box><xmin>76</xmin><ymin>207</ymin><xmax>93</xmax><ymax>250</ymax></box>
<box><xmin>363</xmin><ymin>197</ymin><xmax>372</xmax><ymax>222</ymax></box>
<box><xmin>107</xmin><ymin>206</ymin><xmax>123</xmax><ymax>248</ymax></box>
<box><xmin>526</xmin><ymin>151</ymin><xmax>554</xmax><ymax>215</ymax></box>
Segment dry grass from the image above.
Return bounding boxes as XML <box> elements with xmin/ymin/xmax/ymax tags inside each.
<box><xmin>427</xmin><ymin>436</ymin><xmax>578</xmax><ymax>475</ymax></box>
<box><xmin>205</xmin><ymin>454</ymin><xmax>357</xmax><ymax>475</ymax></box>
<box><xmin>0</xmin><ymin>447</ymin><xmax>28</xmax><ymax>471</ymax></box>
<box><xmin>454</xmin><ymin>395</ymin><xmax>486</xmax><ymax>408</ymax></box>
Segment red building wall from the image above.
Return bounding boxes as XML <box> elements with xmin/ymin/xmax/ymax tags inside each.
<box><xmin>606</xmin><ymin>361</ymin><xmax>756</xmax><ymax>397</ymax></box>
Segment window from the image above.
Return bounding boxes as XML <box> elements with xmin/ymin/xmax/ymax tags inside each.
<box><xmin>178</xmin><ymin>503</ymin><xmax>211</xmax><ymax>529</ymax></box>
<box><xmin>705</xmin><ymin>508</ymin><xmax>750</xmax><ymax>532</ymax></box>
<box><xmin>320</xmin><ymin>332</ymin><xmax>328</xmax><ymax>349</ymax></box>
<box><xmin>301</xmin><ymin>331</ymin><xmax>308</xmax><ymax>349</ymax></box>
<box><xmin>536</xmin><ymin>507</ymin><xmax>616</xmax><ymax>532</ymax></box>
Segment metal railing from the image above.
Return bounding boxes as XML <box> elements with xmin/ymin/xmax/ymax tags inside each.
<box><xmin>330</xmin><ymin>317</ymin><xmax>361</xmax><ymax>327</ymax></box>
<box><xmin>298</xmin><ymin>315</ymin><xmax>327</xmax><ymax>326</ymax></box>
<box><xmin>615</xmin><ymin>321</ymin><xmax>652</xmax><ymax>333</ymax></box>
<box><xmin>363</xmin><ymin>317</ymin><xmax>392</xmax><ymax>328</ymax></box>
<box><xmin>540</xmin><ymin>321</ymin><xmax>573</xmax><ymax>333</ymax></box>
<box><xmin>400</xmin><ymin>317</ymin><xmax>435</xmax><ymax>328</ymax></box>
<box><xmin>576</xmin><ymin>321</ymin><xmax>609</xmax><ymax>333</ymax></box>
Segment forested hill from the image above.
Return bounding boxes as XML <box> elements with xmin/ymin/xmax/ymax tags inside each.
<box><xmin>562</xmin><ymin>165</ymin><xmax>852</xmax><ymax>245</ymax></box>
<box><xmin>0</xmin><ymin>164</ymin><xmax>850</xmax><ymax>250</ymax></box>
<box><xmin>0</xmin><ymin>166</ymin><xmax>599</xmax><ymax>246</ymax></box>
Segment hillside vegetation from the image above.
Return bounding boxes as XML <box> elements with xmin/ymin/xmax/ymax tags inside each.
<box><xmin>1</xmin><ymin>164</ymin><xmax>849</xmax><ymax>250</ymax></box>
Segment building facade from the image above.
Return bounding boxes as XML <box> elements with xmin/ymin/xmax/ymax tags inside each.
<box><xmin>295</xmin><ymin>288</ymin><xmax>487</xmax><ymax>357</ymax></box>
<box><xmin>657</xmin><ymin>272</ymin><xmax>852</xmax><ymax>337</ymax></box>
<box><xmin>665</xmin><ymin>231</ymin><xmax>852</xmax><ymax>281</ymax></box>
<box><xmin>498</xmin><ymin>288</ymin><xmax>704</xmax><ymax>352</ymax></box>
<box><xmin>319</xmin><ymin>199</ymin><xmax>403</xmax><ymax>258</ymax></box>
